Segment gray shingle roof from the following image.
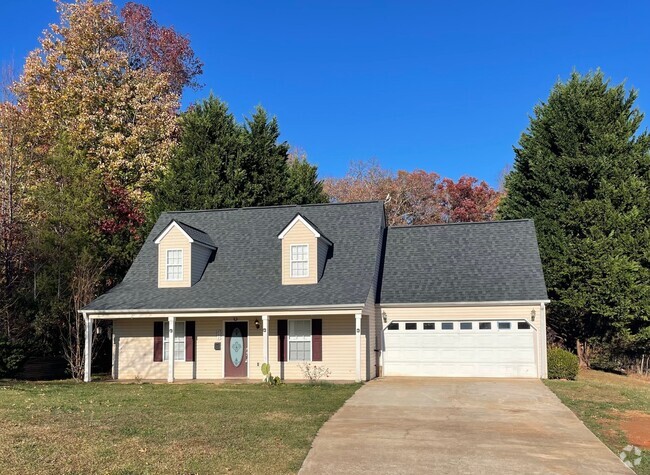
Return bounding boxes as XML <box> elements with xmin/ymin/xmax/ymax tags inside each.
<box><xmin>84</xmin><ymin>201</ymin><xmax>386</xmax><ymax>311</ymax></box>
<box><xmin>168</xmin><ymin>221</ymin><xmax>216</xmax><ymax>248</ymax></box>
<box><xmin>378</xmin><ymin>220</ymin><xmax>548</xmax><ymax>304</ymax></box>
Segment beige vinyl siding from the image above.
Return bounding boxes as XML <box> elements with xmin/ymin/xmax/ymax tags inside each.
<box><xmin>157</xmin><ymin>226</ymin><xmax>191</xmax><ymax>288</ymax></box>
<box><xmin>281</xmin><ymin>220</ymin><xmax>318</xmax><ymax>285</ymax></box>
<box><xmin>191</xmin><ymin>243</ymin><xmax>212</xmax><ymax>285</ymax></box>
<box><xmin>380</xmin><ymin>304</ymin><xmax>547</xmax><ymax>378</ymax></box>
<box><xmin>362</xmin><ymin>220</ymin><xmax>385</xmax><ymax>379</ymax></box>
<box><xmin>112</xmin><ymin>314</ymin><xmax>368</xmax><ymax>381</ymax></box>
<box><xmin>113</xmin><ymin>319</ymin><xmax>194</xmax><ymax>380</ymax></box>
<box><xmin>316</xmin><ymin>239</ymin><xmax>329</xmax><ymax>279</ymax></box>
<box><xmin>268</xmin><ymin>314</ymin><xmax>367</xmax><ymax>381</ymax></box>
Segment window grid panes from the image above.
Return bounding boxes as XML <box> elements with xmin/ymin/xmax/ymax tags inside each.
<box><xmin>163</xmin><ymin>321</ymin><xmax>185</xmax><ymax>361</ymax></box>
<box><xmin>290</xmin><ymin>245</ymin><xmax>309</xmax><ymax>278</ymax></box>
<box><xmin>289</xmin><ymin>320</ymin><xmax>311</xmax><ymax>361</ymax></box>
<box><xmin>166</xmin><ymin>249</ymin><xmax>183</xmax><ymax>281</ymax></box>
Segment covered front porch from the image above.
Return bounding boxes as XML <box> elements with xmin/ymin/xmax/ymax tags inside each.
<box><xmin>82</xmin><ymin>310</ymin><xmax>371</xmax><ymax>383</ymax></box>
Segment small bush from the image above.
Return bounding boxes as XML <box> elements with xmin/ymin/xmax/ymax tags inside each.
<box><xmin>0</xmin><ymin>337</ymin><xmax>25</xmax><ymax>378</ymax></box>
<box><xmin>547</xmin><ymin>347</ymin><xmax>579</xmax><ymax>380</ymax></box>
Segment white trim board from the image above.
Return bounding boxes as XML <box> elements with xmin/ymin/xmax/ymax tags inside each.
<box><xmin>380</xmin><ymin>300</ymin><xmax>550</xmax><ymax>308</ymax></box>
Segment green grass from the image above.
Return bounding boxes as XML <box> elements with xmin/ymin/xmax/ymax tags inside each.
<box><xmin>0</xmin><ymin>381</ymin><xmax>360</xmax><ymax>474</ymax></box>
<box><xmin>545</xmin><ymin>369</ymin><xmax>650</xmax><ymax>474</ymax></box>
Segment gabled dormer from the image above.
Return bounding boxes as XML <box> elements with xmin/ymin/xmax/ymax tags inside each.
<box><xmin>278</xmin><ymin>214</ymin><xmax>332</xmax><ymax>285</ymax></box>
<box><xmin>154</xmin><ymin>220</ymin><xmax>216</xmax><ymax>288</ymax></box>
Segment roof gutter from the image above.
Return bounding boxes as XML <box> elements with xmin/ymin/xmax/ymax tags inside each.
<box><xmin>380</xmin><ymin>300</ymin><xmax>551</xmax><ymax>308</ymax></box>
<box><xmin>80</xmin><ymin>303</ymin><xmax>366</xmax><ymax>315</ymax></box>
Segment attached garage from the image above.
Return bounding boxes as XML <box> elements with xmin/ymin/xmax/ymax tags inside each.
<box><xmin>382</xmin><ymin>318</ymin><xmax>539</xmax><ymax>378</ymax></box>
<box><xmin>379</xmin><ymin>221</ymin><xmax>550</xmax><ymax>379</ymax></box>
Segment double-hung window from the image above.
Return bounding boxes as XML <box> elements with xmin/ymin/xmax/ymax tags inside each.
<box><xmin>163</xmin><ymin>321</ymin><xmax>186</xmax><ymax>361</ymax></box>
<box><xmin>288</xmin><ymin>320</ymin><xmax>311</xmax><ymax>361</ymax></box>
<box><xmin>166</xmin><ymin>249</ymin><xmax>183</xmax><ymax>281</ymax></box>
<box><xmin>290</xmin><ymin>244</ymin><xmax>309</xmax><ymax>278</ymax></box>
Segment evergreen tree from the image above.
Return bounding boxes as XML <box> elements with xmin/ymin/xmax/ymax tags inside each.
<box><xmin>287</xmin><ymin>149</ymin><xmax>328</xmax><ymax>205</ymax></box>
<box><xmin>150</xmin><ymin>96</ymin><xmax>326</xmax><ymax>218</ymax></box>
<box><xmin>500</xmin><ymin>71</ymin><xmax>650</xmax><ymax>363</ymax></box>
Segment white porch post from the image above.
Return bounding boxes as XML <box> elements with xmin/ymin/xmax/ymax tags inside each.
<box><xmin>262</xmin><ymin>315</ymin><xmax>269</xmax><ymax>365</ymax></box>
<box><xmin>355</xmin><ymin>313</ymin><xmax>362</xmax><ymax>382</ymax></box>
<box><xmin>83</xmin><ymin>313</ymin><xmax>92</xmax><ymax>382</ymax></box>
<box><xmin>167</xmin><ymin>316</ymin><xmax>176</xmax><ymax>383</ymax></box>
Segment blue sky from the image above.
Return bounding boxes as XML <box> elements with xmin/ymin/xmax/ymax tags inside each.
<box><xmin>2</xmin><ymin>1</ymin><xmax>649</xmax><ymax>186</ymax></box>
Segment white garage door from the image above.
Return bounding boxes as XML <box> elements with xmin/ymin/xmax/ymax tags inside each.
<box><xmin>383</xmin><ymin>320</ymin><xmax>537</xmax><ymax>378</ymax></box>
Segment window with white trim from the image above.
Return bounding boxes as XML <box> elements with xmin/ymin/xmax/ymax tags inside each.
<box><xmin>290</xmin><ymin>244</ymin><xmax>309</xmax><ymax>278</ymax></box>
<box><xmin>166</xmin><ymin>249</ymin><xmax>183</xmax><ymax>281</ymax></box>
<box><xmin>163</xmin><ymin>321</ymin><xmax>186</xmax><ymax>361</ymax></box>
<box><xmin>288</xmin><ymin>319</ymin><xmax>311</xmax><ymax>361</ymax></box>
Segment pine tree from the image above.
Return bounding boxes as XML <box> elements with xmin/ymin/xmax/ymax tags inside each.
<box><xmin>150</xmin><ymin>96</ymin><xmax>326</xmax><ymax>218</ymax></box>
<box><xmin>500</xmin><ymin>71</ymin><xmax>650</xmax><ymax>363</ymax></box>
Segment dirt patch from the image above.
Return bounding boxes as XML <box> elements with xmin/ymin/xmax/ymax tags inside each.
<box><xmin>620</xmin><ymin>411</ymin><xmax>650</xmax><ymax>449</ymax></box>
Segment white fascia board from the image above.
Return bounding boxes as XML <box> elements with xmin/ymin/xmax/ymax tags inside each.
<box><xmin>154</xmin><ymin>221</ymin><xmax>194</xmax><ymax>245</ymax></box>
<box><xmin>380</xmin><ymin>300</ymin><xmax>550</xmax><ymax>308</ymax></box>
<box><xmin>80</xmin><ymin>303</ymin><xmax>366</xmax><ymax>316</ymax></box>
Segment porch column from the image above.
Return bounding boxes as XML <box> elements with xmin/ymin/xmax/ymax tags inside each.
<box><xmin>262</xmin><ymin>315</ymin><xmax>269</xmax><ymax>365</ymax></box>
<box><xmin>83</xmin><ymin>313</ymin><xmax>92</xmax><ymax>382</ymax></box>
<box><xmin>167</xmin><ymin>316</ymin><xmax>176</xmax><ymax>383</ymax></box>
<box><xmin>355</xmin><ymin>313</ymin><xmax>362</xmax><ymax>382</ymax></box>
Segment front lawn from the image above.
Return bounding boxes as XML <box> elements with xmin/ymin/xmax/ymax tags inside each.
<box><xmin>0</xmin><ymin>381</ymin><xmax>360</xmax><ymax>474</ymax></box>
<box><xmin>545</xmin><ymin>369</ymin><xmax>650</xmax><ymax>474</ymax></box>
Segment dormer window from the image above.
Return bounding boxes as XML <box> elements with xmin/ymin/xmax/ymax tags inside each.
<box><xmin>290</xmin><ymin>244</ymin><xmax>309</xmax><ymax>278</ymax></box>
<box><xmin>166</xmin><ymin>249</ymin><xmax>183</xmax><ymax>281</ymax></box>
<box><xmin>278</xmin><ymin>214</ymin><xmax>332</xmax><ymax>285</ymax></box>
<box><xmin>154</xmin><ymin>219</ymin><xmax>216</xmax><ymax>288</ymax></box>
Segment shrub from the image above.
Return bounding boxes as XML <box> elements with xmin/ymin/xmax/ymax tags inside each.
<box><xmin>298</xmin><ymin>363</ymin><xmax>331</xmax><ymax>383</ymax></box>
<box><xmin>547</xmin><ymin>347</ymin><xmax>579</xmax><ymax>380</ymax></box>
<box><xmin>0</xmin><ymin>337</ymin><xmax>25</xmax><ymax>378</ymax></box>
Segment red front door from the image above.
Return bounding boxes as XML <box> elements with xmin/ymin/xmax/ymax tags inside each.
<box><xmin>225</xmin><ymin>322</ymin><xmax>247</xmax><ymax>378</ymax></box>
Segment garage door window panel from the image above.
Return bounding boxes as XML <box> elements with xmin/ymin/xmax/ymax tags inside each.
<box><xmin>441</xmin><ymin>322</ymin><xmax>454</xmax><ymax>330</ymax></box>
<box><xmin>405</xmin><ymin>322</ymin><xmax>417</xmax><ymax>330</ymax></box>
<box><xmin>423</xmin><ymin>322</ymin><xmax>435</xmax><ymax>330</ymax></box>
<box><xmin>460</xmin><ymin>322</ymin><xmax>473</xmax><ymax>330</ymax></box>
<box><xmin>498</xmin><ymin>322</ymin><xmax>511</xmax><ymax>330</ymax></box>
<box><xmin>387</xmin><ymin>322</ymin><xmax>399</xmax><ymax>330</ymax></box>
<box><xmin>479</xmin><ymin>322</ymin><xmax>492</xmax><ymax>330</ymax></box>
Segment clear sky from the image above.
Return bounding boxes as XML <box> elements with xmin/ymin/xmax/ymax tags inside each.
<box><xmin>2</xmin><ymin>1</ymin><xmax>649</xmax><ymax>186</ymax></box>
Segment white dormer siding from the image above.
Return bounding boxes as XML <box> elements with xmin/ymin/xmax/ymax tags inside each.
<box><xmin>155</xmin><ymin>221</ymin><xmax>214</xmax><ymax>288</ymax></box>
<box><xmin>279</xmin><ymin>215</ymin><xmax>331</xmax><ymax>285</ymax></box>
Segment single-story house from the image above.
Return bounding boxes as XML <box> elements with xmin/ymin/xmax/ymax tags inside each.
<box><xmin>81</xmin><ymin>200</ymin><xmax>549</xmax><ymax>382</ymax></box>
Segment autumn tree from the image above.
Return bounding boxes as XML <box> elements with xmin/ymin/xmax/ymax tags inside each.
<box><xmin>324</xmin><ymin>160</ymin><xmax>501</xmax><ymax>225</ymax></box>
<box><xmin>6</xmin><ymin>0</ymin><xmax>201</xmax><ymax>373</ymax></box>
<box><xmin>500</xmin><ymin>71</ymin><xmax>650</xmax><ymax>367</ymax></box>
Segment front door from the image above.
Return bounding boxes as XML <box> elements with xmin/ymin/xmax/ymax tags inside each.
<box><xmin>225</xmin><ymin>322</ymin><xmax>248</xmax><ymax>378</ymax></box>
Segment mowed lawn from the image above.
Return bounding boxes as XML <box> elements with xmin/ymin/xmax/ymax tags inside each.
<box><xmin>0</xmin><ymin>381</ymin><xmax>360</xmax><ymax>474</ymax></box>
<box><xmin>545</xmin><ymin>369</ymin><xmax>650</xmax><ymax>474</ymax></box>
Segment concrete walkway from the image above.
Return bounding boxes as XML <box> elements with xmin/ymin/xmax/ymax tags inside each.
<box><xmin>300</xmin><ymin>378</ymin><xmax>632</xmax><ymax>475</ymax></box>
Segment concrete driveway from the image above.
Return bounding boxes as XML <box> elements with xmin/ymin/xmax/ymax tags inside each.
<box><xmin>300</xmin><ymin>378</ymin><xmax>632</xmax><ymax>475</ymax></box>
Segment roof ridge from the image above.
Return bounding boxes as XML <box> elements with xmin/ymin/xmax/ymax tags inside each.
<box><xmin>162</xmin><ymin>200</ymin><xmax>385</xmax><ymax>215</ymax></box>
<box><xmin>388</xmin><ymin>219</ymin><xmax>532</xmax><ymax>229</ymax></box>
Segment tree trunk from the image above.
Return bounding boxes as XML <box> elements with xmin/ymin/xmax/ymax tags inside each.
<box><xmin>576</xmin><ymin>339</ymin><xmax>591</xmax><ymax>368</ymax></box>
